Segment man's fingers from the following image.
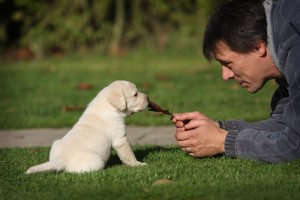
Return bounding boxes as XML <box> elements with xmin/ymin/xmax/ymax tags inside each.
<box><xmin>178</xmin><ymin>141</ymin><xmax>193</xmax><ymax>154</ymax></box>
<box><xmin>181</xmin><ymin>146</ymin><xmax>193</xmax><ymax>152</ymax></box>
<box><xmin>189</xmin><ymin>153</ymin><xmax>197</xmax><ymax>157</ymax></box>
<box><xmin>176</xmin><ymin>127</ymin><xmax>185</xmax><ymax>132</ymax></box>
<box><xmin>175</xmin><ymin>121</ymin><xmax>185</xmax><ymax>128</ymax></box>
<box><xmin>176</xmin><ymin>131</ymin><xmax>191</xmax><ymax>141</ymax></box>
<box><xmin>180</xmin><ymin>146</ymin><xmax>197</xmax><ymax>157</ymax></box>
<box><xmin>173</xmin><ymin>111</ymin><xmax>205</xmax><ymax>121</ymax></box>
<box><xmin>184</xmin><ymin>119</ymin><xmax>204</xmax><ymax>130</ymax></box>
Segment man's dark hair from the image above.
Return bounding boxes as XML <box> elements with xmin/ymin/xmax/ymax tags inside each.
<box><xmin>202</xmin><ymin>0</ymin><xmax>267</xmax><ymax>61</ymax></box>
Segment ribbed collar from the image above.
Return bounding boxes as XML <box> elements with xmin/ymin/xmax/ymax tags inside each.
<box><xmin>263</xmin><ymin>0</ymin><xmax>282</xmax><ymax>73</ymax></box>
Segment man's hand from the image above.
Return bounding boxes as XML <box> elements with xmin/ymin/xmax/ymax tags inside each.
<box><xmin>172</xmin><ymin>112</ymin><xmax>227</xmax><ymax>157</ymax></box>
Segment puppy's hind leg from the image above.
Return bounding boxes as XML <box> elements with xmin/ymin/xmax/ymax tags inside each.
<box><xmin>113</xmin><ymin>138</ymin><xmax>146</xmax><ymax>167</ymax></box>
<box><xmin>65</xmin><ymin>154</ymin><xmax>106</xmax><ymax>173</ymax></box>
<box><xmin>26</xmin><ymin>160</ymin><xmax>64</xmax><ymax>174</ymax></box>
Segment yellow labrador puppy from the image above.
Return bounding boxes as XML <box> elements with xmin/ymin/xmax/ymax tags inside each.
<box><xmin>26</xmin><ymin>80</ymin><xmax>148</xmax><ymax>174</ymax></box>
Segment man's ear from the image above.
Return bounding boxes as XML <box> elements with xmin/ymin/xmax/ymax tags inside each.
<box><xmin>107</xmin><ymin>89</ymin><xmax>127</xmax><ymax>111</ymax></box>
<box><xmin>255</xmin><ymin>41</ymin><xmax>267</xmax><ymax>57</ymax></box>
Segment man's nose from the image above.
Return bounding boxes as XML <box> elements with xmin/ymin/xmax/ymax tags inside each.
<box><xmin>222</xmin><ymin>66</ymin><xmax>234</xmax><ymax>80</ymax></box>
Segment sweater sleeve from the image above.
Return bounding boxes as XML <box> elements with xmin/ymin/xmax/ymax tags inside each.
<box><xmin>222</xmin><ymin>83</ymin><xmax>300</xmax><ymax>163</ymax></box>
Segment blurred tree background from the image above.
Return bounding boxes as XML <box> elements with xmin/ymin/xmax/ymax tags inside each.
<box><xmin>0</xmin><ymin>0</ymin><xmax>221</xmax><ymax>59</ymax></box>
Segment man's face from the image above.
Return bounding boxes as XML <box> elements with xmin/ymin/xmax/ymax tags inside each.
<box><xmin>214</xmin><ymin>41</ymin><xmax>278</xmax><ymax>93</ymax></box>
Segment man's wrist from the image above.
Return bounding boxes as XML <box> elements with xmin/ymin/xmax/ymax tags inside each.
<box><xmin>216</xmin><ymin>120</ymin><xmax>224</xmax><ymax>129</ymax></box>
<box><xmin>218</xmin><ymin>128</ymin><xmax>228</xmax><ymax>153</ymax></box>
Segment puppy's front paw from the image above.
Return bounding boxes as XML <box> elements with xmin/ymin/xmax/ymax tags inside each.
<box><xmin>127</xmin><ymin>161</ymin><xmax>147</xmax><ymax>167</ymax></box>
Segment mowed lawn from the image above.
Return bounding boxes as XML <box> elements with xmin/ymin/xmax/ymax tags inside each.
<box><xmin>1</xmin><ymin>146</ymin><xmax>300</xmax><ymax>200</ymax></box>
<box><xmin>2</xmin><ymin>51</ymin><xmax>298</xmax><ymax>200</ymax></box>
<box><xmin>0</xmin><ymin>50</ymin><xmax>277</xmax><ymax>129</ymax></box>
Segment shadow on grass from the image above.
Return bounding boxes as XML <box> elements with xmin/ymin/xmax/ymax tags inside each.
<box><xmin>106</xmin><ymin>145</ymin><xmax>178</xmax><ymax>168</ymax></box>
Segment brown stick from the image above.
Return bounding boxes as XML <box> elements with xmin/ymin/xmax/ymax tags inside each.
<box><xmin>148</xmin><ymin>100</ymin><xmax>174</xmax><ymax>119</ymax></box>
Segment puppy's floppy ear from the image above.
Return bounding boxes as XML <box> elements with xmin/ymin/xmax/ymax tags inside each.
<box><xmin>107</xmin><ymin>89</ymin><xmax>127</xmax><ymax>111</ymax></box>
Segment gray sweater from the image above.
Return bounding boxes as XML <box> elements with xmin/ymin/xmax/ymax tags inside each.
<box><xmin>222</xmin><ymin>0</ymin><xmax>300</xmax><ymax>163</ymax></box>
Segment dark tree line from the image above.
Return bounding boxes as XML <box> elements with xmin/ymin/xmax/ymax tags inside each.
<box><xmin>0</xmin><ymin>0</ymin><xmax>221</xmax><ymax>58</ymax></box>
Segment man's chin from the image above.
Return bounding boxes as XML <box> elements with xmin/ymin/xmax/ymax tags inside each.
<box><xmin>239</xmin><ymin>82</ymin><xmax>263</xmax><ymax>93</ymax></box>
<box><xmin>247</xmin><ymin>89</ymin><xmax>257</xmax><ymax>94</ymax></box>
<box><xmin>246</xmin><ymin>85</ymin><xmax>262</xmax><ymax>94</ymax></box>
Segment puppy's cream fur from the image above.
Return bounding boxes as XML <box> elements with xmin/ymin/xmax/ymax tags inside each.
<box><xmin>26</xmin><ymin>80</ymin><xmax>148</xmax><ymax>174</ymax></box>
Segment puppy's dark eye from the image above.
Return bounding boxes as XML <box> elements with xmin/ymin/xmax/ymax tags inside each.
<box><xmin>134</xmin><ymin>93</ymin><xmax>138</xmax><ymax>97</ymax></box>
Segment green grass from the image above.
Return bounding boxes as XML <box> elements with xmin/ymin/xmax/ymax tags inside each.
<box><xmin>1</xmin><ymin>146</ymin><xmax>300</xmax><ymax>200</ymax></box>
<box><xmin>0</xmin><ymin>50</ymin><xmax>277</xmax><ymax>129</ymax></box>
<box><xmin>0</xmin><ymin>50</ymin><xmax>287</xmax><ymax>199</ymax></box>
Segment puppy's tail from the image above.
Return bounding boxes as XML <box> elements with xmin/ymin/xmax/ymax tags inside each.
<box><xmin>26</xmin><ymin>160</ymin><xmax>64</xmax><ymax>174</ymax></box>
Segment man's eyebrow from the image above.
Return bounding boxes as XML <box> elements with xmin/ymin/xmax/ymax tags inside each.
<box><xmin>216</xmin><ymin>58</ymin><xmax>231</xmax><ymax>65</ymax></box>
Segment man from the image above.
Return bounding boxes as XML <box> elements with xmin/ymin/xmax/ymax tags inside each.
<box><xmin>172</xmin><ymin>0</ymin><xmax>300</xmax><ymax>163</ymax></box>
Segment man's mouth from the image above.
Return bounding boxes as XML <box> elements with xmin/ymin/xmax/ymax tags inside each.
<box><xmin>237</xmin><ymin>80</ymin><xmax>246</xmax><ymax>87</ymax></box>
<box><xmin>240</xmin><ymin>81</ymin><xmax>249</xmax><ymax>88</ymax></box>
